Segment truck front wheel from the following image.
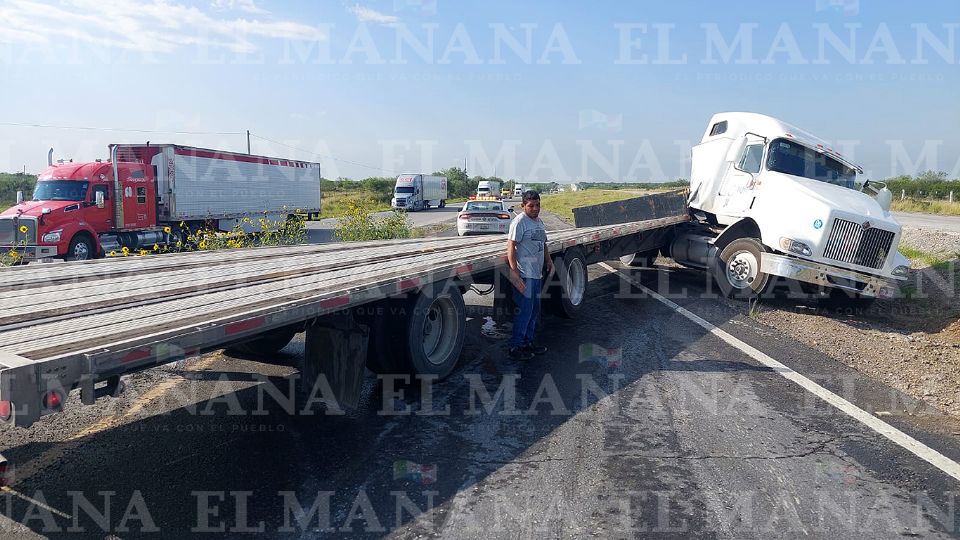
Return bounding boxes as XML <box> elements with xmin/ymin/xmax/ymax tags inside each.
<box><xmin>714</xmin><ymin>238</ymin><xmax>770</xmax><ymax>299</ymax></box>
<box><xmin>66</xmin><ymin>234</ymin><xmax>96</xmax><ymax>261</ymax></box>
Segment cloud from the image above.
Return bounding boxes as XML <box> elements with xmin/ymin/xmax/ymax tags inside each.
<box><xmin>210</xmin><ymin>0</ymin><xmax>269</xmax><ymax>15</ymax></box>
<box><xmin>349</xmin><ymin>3</ymin><xmax>399</xmax><ymax>24</ymax></box>
<box><xmin>0</xmin><ymin>0</ymin><xmax>325</xmax><ymax>54</ymax></box>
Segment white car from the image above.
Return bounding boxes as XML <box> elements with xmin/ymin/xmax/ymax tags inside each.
<box><xmin>457</xmin><ymin>199</ymin><xmax>514</xmax><ymax>236</ymax></box>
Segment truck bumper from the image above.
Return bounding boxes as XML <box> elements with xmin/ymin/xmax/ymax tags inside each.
<box><xmin>760</xmin><ymin>253</ymin><xmax>899</xmax><ymax>299</ymax></box>
<box><xmin>1</xmin><ymin>244</ymin><xmax>59</xmax><ymax>261</ymax></box>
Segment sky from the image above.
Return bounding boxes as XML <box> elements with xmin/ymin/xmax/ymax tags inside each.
<box><xmin>0</xmin><ymin>0</ymin><xmax>957</xmax><ymax>182</ymax></box>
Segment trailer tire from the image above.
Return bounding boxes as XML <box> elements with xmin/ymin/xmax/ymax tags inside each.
<box><xmin>226</xmin><ymin>326</ymin><xmax>298</xmax><ymax>360</ymax></box>
<box><xmin>66</xmin><ymin>234</ymin><xmax>96</xmax><ymax>261</ymax></box>
<box><xmin>619</xmin><ymin>249</ymin><xmax>658</xmax><ymax>268</ymax></box>
<box><xmin>375</xmin><ymin>282</ymin><xmax>466</xmax><ymax>378</ymax></box>
<box><xmin>714</xmin><ymin>238</ymin><xmax>770</xmax><ymax>299</ymax></box>
<box><xmin>546</xmin><ymin>248</ymin><xmax>588</xmax><ymax>319</ymax></box>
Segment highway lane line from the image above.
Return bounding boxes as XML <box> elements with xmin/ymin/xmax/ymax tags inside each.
<box><xmin>600</xmin><ymin>262</ymin><xmax>960</xmax><ymax>484</ymax></box>
<box><xmin>0</xmin><ymin>486</ymin><xmax>71</xmax><ymax>519</ymax></box>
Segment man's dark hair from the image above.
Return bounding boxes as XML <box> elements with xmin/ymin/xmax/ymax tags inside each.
<box><xmin>522</xmin><ymin>190</ymin><xmax>540</xmax><ymax>204</ymax></box>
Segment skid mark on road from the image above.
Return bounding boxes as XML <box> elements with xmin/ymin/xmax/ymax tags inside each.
<box><xmin>601</xmin><ymin>262</ymin><xmax>960</xmax><ymax>484</ymax></box>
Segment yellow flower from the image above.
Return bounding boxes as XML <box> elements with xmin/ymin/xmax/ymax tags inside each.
<box><xmin>152</xmin><ymin>243</ymin><xmax>159</xmax><ymax>251</ymax></box>
<box><xmin>8</xmin><ymin>250</ymin><xmax>18</xmax><ymax>259</ymax></box>
<box><xmin>163</xmin><ymin>226</ymin><xmax>171</xmax><ymax>234</ymax></box>
<box><xmin>198</xmin><ymin>240</ymin><xmax>207</xmax><ymax>249</ymax></box>
<box><xmin>18</xmin><ymin>225</ymin><xmax>27</xmax><ymax>233</ymax></box>
<box><xmin>139</xmin><ymin>249</ymin><xmax>148</xmax><ymax>256</ymax></box>
<box><xmin>296</xmin><ymin>208</ymin><xmax>302</xmax><ymax>214</ymax></box>
<box><xmin>176</xmin><ymin>240</ymin><xmax>182</xmax><ymax>247</ymax></box>
<box><xmin>109</xmin><ymin>250</ymin><xmax>117</xmax><ymax>257</ymax></box>
<box><xmin>121</xmin><ymin>246</ymin><xmax>129</xmax><ymax>254</ymax></box>
<box><xmin>187</xmin><ymin>235</ymin><xmax>194</xmax><ymax>241</ymax></box>
<box><xmin>179</xmin><ymin>221</ymin><xmax>185</xmax><ymax>227</ymax></box>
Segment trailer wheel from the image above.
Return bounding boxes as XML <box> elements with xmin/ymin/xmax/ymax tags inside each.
<box><xmin>226</xmin><ymin>326</ymin><xmax>298</xmax><ymax>359</ymax></box>
<box><xmin>546</xmin><ymin>248</ymin><xmax>588</xmax><ymax>319</ymax></box>
<box><xmin>714</xmin><ymin>238</ymin><xmax>770</xmax><ymax>299</ymax></box>
<box><xmin>66</xmin><ymin>234</ymin><xmax>96</xmax><ymax>261</ymax></box>
<box><xmin>619</xmin><ymin>249</ymin><xmax>658</xmax><ymax>268</ymax></box>
<box><xmin>373</xmin><ymin>282</ymin><xmax>466</xmax><ymax>378</ymax></box>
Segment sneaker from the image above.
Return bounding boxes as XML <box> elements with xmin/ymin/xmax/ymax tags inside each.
<box><xmin>522</xmin><ymin>344</ymin><xmax>547</xmax><ymax>355</ymax></box>
<box><xmin>509</xmin><ymin>347</ymin><xmax>534</xmax><ymax>361</ymax></box>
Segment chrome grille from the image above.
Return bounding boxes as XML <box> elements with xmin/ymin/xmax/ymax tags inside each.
<box><xmin>822</xmin><ymin>218</ymin><xmax>894</xmax><ymax>270</ymax></box>
<box><xmin>0</xmin><ymin>217</ymin><xmax>37</xmax><ymax>245</ymax></box>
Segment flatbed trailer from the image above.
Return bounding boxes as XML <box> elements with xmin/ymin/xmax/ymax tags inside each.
<box><xmin>0</xmin><ymin>192</ymin><xmax>688</xmax><ymax>432</ymax></box>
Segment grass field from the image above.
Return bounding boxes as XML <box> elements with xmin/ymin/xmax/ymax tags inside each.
<box><xmin>539</xmin><ymin>190</ymin><xmax>658</xmax><ymax>223</ymax></box>
<box><xmin>891</xmin><ymin>198</ymin><xmax>960</xmax><ymax>216</ymax></box>
<box><xmin>320</xmin><ymin>190</ymin><xmax>391</xmax><ymax>218</ymax></box>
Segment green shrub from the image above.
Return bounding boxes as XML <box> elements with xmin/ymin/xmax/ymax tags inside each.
<box><xmin>335</xmin><ymin>202</ymin><xmax>411</xmax><ymax>241</ymax></box>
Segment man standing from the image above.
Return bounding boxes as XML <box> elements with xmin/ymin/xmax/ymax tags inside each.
<box><xmin>506</xmin><ymin>190</ymin><xmax>553</xmax><ymax>360</ymax></box>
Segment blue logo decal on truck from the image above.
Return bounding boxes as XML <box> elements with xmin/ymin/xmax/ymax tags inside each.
<box><xmin>813</xmin><ymin>219</ymin><xmax>823</xmax><ymax>230</ymax></box>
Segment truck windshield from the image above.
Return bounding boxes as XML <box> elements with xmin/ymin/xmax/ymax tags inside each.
<box><xmin>395</xmin><ymin>187</ymin><xmax>414</xmax><ymax>194</ymax></box>
<box><xmin>766</xmin><ymin>138</ymin><xmax>857</xmax><ymax>189</ymax></box>
<box><xmin>33</xmin><ymin>180</ymin><xmax>90</xmax><ymax>201</ymax></box>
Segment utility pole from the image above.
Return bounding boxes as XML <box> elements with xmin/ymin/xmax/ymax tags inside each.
<box><xmin>247</xmin><ymin>130</ymin><xmax>251</xmax><ymax>155</ymax></box>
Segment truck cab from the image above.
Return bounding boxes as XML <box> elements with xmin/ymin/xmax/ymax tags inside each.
<box><xmin>1</xmin><ymin>160</ymin><xmax>157</xmax><ymax>261</ymax></box>
<box><xmin>680</xmin><ymin>112</ymin><xmax>909</xmax><ymax>299</ymax></box>
<box><xmin>392</xmin><ymin>174</ymin><xmax>422</xmax><ymax>211</ymax></box>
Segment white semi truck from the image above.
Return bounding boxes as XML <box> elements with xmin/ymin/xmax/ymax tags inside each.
<box><xmin>391</xmin><ymin>174</ymin><xmax>448</xmax><ymax>211</ymax></box>
<box><xmin>616</xmin><ymin>112</ymin><xmax>909</xmax><ymax>300</ymax></box>
<box><xmin>476</xmin><ymin>180</ymin><xmax>501</xmax><ymax>199</ymax></box>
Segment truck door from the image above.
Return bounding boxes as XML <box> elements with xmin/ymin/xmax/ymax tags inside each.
<box><xmin>717</xmin><ymin>134</ymin><xmax>765</xmax><ymax>216</ymax></box>
<box><xmin>87</xmin><ymin>182</ymin><xmax>114</xmax><ymax>232</ymax></box>
<box><xmin>119</xmin><ymin>165</ymin><xmax>156</xmax><ymax>229</ymax></box>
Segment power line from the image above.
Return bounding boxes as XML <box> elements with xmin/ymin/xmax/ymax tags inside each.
<box><xmin>249</xmin><ymin>133</ymin><xmax>400</xmax><ymax>175</ymax></box>
<box><xmin>1</xmin><ymin>120</ymin><xmax>401</xmax><ymax>176</ymax></box>
<box><xmin>0</xmin><ymin>121</ymin><xmax>244</xmax><ymax>136</ymax></box>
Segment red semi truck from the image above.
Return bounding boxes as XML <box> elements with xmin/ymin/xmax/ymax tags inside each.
<box><xmin>0</xmin><ymin>144</ymin><xmax>322</xmax><ymax>261</ymax></box>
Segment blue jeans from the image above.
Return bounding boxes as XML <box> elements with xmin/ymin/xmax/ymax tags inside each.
<box><xmin>510</xmin><ymin>277</ymin><xmax>541</xmax><ymax>348</ymax></box>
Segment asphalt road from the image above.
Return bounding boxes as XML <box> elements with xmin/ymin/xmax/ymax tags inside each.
<box><xmin>893</xmin><ymin>211</ymin><xmax>960</xmax><ymax>234</ymax></box>
<box><xmin>2</xmin><ymin>256</ymin><xmax>960</xmax><ymax>537</ymax></box>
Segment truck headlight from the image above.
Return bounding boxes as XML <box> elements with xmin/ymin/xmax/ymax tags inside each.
<box><xmin>892</xmin><ymin>265</ymin><xmax>910</xmax><ymax>277</ymax></box>
<box><xmin>779</xmin><ymin>237</ymin><xmax>812</xmax><ymax>256</ymax></box>
<box><xmin>42</xmin><ymin>230</ymin><xmax>62</xmax><ymax>243</ymax></box>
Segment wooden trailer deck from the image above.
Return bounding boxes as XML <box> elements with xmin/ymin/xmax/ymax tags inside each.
<box><xmin>0</xmin><ymin>198</ymin><xmax>689</xmax><ymax>427</ymax></box>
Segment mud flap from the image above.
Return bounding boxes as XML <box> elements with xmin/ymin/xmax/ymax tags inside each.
<box><xmin>302</xmin><ymin>313</ymin><xmax>369</xmax><ymax>410</ymax></box>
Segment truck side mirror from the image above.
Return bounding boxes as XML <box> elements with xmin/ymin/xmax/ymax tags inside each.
<box><xmin>876</xmin><ymin>187</ymin><xmax>892</xmax><ymax>214</ymax></box>
<box><xmin>15</xmin><ymin>191</ymin><xmax>23</xmax><ymax>205</ymax></box>
<box><xmin>95</xmin><ymin>191</ymin><xmax>105</xmax><ymax>209</ymax></box>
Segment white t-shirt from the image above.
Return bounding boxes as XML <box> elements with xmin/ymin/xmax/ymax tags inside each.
<box><xmin>508</xmin><ymin>213</ymin><xmax>547</xmax><ymax>279</ymax></box>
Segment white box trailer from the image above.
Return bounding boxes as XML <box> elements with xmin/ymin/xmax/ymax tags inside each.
<box><xmin>391</xmin><ymin>174</ymin><xmax>448</xmax><ymax>211</ymax></box>
<box><xmin>133</xmin><ymin>145</ymin><xmax>322</xmax><ymax>221</ymax></box>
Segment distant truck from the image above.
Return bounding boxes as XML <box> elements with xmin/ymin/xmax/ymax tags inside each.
<box><xmin>615</xmin><ymin>112</ymin><xmax>909</xmax><ymax>301</ymax></box>
<box><xmin>513</xmin><ymin>184</ymin><xmax>525</xmax><ymax>197</ymax></box>
<box><xmin>0</xmin><ymin>144</ymin><xmax>321</xmax><ymax>261</ymax></box>
<box><xmin>476</xmin><ymin>180</ymin><xmax>501</xmax><ymax>199</ymax></box>
<box><xmin>391</xmin><ymin>174</ymin><xmax>448</xmax><ymax>211</ymax></box>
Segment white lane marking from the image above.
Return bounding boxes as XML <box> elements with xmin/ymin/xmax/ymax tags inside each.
<box><xmin>0</xmin><ymin>486</ymin><xmax>71</xmax><ymax>519</ymax></box>
<box><xmin>600</xmin><ymin>262</ymin><xmax>960</xmax><ymax>484</ymax></box>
